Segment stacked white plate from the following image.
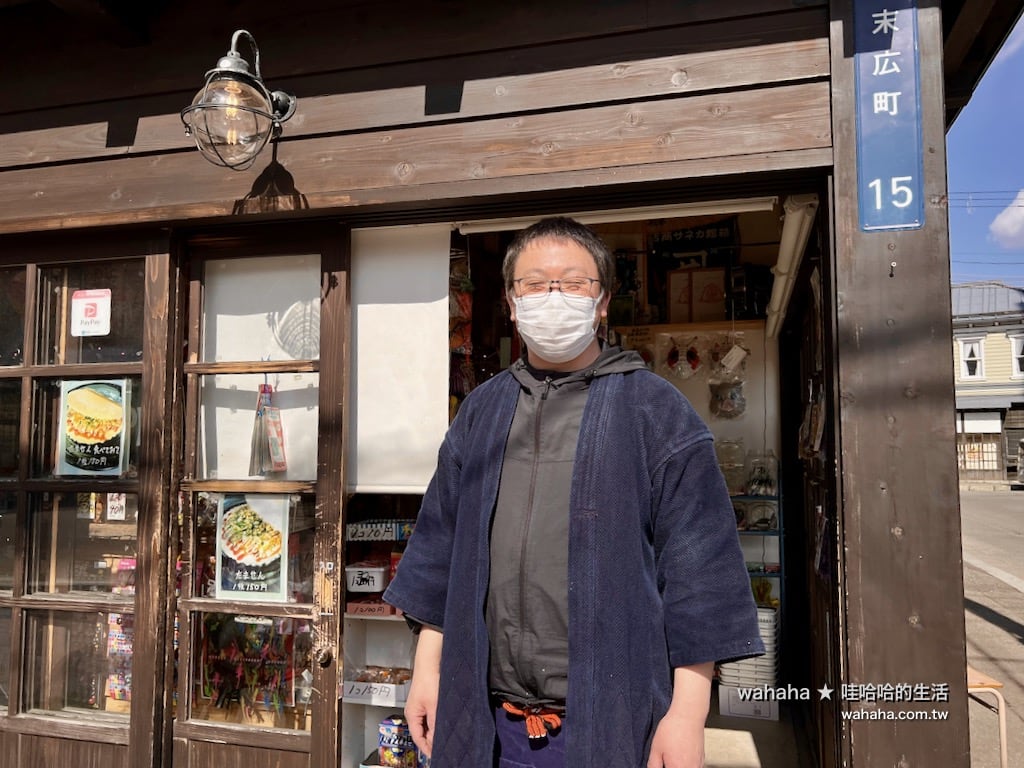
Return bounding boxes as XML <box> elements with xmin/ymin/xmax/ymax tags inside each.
<box><xmin>719</xmin><ymin>607</ymin><xmax>779</xmax><ymax>686</ymax></box>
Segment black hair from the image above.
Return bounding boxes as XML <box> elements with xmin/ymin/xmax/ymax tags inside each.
<box><xmin>502</xmin><ymin>216</ymin><xmax>614</xmax><ymax>293</ymax></box>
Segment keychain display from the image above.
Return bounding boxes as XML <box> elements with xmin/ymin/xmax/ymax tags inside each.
<box><xmin>249</xmin><ymin>381</ymin><xmax>287</xmax><ymax>475</ymax></box>
<box><xmin>706</xmin><ymin>332</ymin><xmax>749</xmax><ymax>419</ymax></box>
<box><xmin>660</xmin><ymin>335</ymin><xmax>702</xmax><ymax>380</ymax></box>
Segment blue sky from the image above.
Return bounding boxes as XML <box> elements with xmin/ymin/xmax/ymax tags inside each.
<box><xmin>947</xmin><ymin>13</ymin><xmax>1024</xmax><ymax>287</ymax></box>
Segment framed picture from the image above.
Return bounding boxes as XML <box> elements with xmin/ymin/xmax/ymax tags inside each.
<box><xmin>666</xmin><ymin>269</ymin><xmax>693</xmax><ymax>323</ymax></box>
<box><xmin>56</xmin><ymin>379</ymin><xmax>130</xmax><ymax>476</ymax></box>
<box><xmin>690</xmin><ymin>268</ymin><xmax>727</xmax><ymax>322</ymax></box>
<box><xmin>216</xmin><ymin>493</ymin><xmax>290</xmax><ymax>602</ymax></box>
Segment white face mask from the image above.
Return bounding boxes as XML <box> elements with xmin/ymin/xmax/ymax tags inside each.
<box><xmin>512</xmin><ymin>291</ymin><xmax>602</xmax><ymax>364</ymax></box>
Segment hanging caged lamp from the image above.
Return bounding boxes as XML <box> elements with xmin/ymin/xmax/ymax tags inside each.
<box><xmin>180</xmin><ymin>29</ymin><xmax>296</xmax><ymax>170</ymax></box>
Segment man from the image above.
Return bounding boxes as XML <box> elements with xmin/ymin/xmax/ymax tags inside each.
<box><xmin>384</xmin><ymin>217</ymin><xmax>763</xmax><ymax>768</ymax></box>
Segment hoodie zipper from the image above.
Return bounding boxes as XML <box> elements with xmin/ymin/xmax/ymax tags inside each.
<box><xmin>516</xmin><ymin>376</ymin><xmax>552</xmax><ymax>678</ymax></box>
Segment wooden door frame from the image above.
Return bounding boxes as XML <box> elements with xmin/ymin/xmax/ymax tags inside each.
<box><xmin>170</xmin><ymin>221</ymin><xmax>350</xmax><ymax>767</ymax></box>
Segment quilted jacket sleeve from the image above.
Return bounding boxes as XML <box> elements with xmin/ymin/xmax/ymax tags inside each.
<box><xmin>382</xmin><ymin>425</ymin><xmax>464</xmax><ymax>629</ymax></box>
<box><xmin>651</xmin><ymin>435</ymin><xmax>765</xmax><ymax>668</ymax></box>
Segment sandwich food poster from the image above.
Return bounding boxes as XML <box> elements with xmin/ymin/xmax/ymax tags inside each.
<box><xmin>57</xmin><ymin>379</ymin><xmax>130</xmax><ymax>476</ymax></box>
<box><xmin>216</xmin><ymin>494</ymin><xmax>289</xmax><ymax>602</ymax></box>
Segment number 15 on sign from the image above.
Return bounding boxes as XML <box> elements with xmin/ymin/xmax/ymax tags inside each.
<box><xmin>868</xmin><ymin>176</ymin><xmax>915</xmax><ymax>210</ymax></box>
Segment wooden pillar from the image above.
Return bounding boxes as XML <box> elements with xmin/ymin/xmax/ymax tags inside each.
<box><xmin>132</xmin><ymin>243</ymin><xmax>177</xmax><ymax>768</ymax></box>
<box><xmin>829</xmin><ymin>2</ymin><xmax>970</xmax><ymax>766</ymax></box>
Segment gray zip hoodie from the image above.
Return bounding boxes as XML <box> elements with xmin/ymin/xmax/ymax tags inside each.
<box><xmin>486</xmin><ymin>345</ymin><xmax>648</xmax><ymax>707</ymax></box>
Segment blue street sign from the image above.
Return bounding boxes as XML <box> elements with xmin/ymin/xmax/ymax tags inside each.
<box><xmin>854</xmin><ymin>1</ymin><xmax>925</xmax><ymax>231</ymax></box>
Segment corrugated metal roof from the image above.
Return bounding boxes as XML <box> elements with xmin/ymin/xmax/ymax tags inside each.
<box><xmin>951</xmin><ymin>282</ymin><xmax>1024</xmax><ymax>318</ymax></box>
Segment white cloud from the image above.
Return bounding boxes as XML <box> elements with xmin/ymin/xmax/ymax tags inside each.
<box><xmin>989</xmin><ymin>190</ymin><xmax>1024</xmax><ymax>247</ymax></box>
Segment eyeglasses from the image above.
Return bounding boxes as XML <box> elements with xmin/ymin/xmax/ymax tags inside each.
<box><xmin>512</xmin><ymin>277</ymin><xmax>601</xmax><ymax>297</ymax></box>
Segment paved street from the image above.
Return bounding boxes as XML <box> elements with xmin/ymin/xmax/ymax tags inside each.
<box><xmin>960</xmin><ymin>490</ymin><xmax>1024</xmax><ymax>768</ymax></box>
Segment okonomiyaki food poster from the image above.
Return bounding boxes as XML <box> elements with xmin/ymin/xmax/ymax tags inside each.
<box><xmin>216</xmin><ymin>494</ymin><xmax>289</xmax><ymax>602</ymax></box>
<box><xmin>57</xmin><ymin>379</ymin><xmax>130</xmax><ymax>476</ymax></box>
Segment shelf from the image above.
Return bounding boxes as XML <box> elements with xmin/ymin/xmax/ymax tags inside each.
<box><xmin>747</xmin><ymin>570</ymin><xmax>782</xmax><ymax>577</ymax></box>
<box><xmin>738</xmin><ymin>529</ymin><xmax>780</xmax><ymax>536</ymax></box>
<box><xmin>341</xmin><ymin>697</ymin><xmax>408</xmax><ymax>708</ymax></box>
<box><xmin>88</xmin><ymin>522</ymin><xmax>137</xmax><ymax>540</ymax></box>
<box><xmin>344</xmin><ymin>613</ymin><xmax>405</xmax><ymax>622</ymax></box>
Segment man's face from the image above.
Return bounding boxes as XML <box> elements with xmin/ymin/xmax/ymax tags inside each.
<box><xmin>506</xmin><ymin>237</ymin><xmax>609</xmax><ymax>322</ymax></box>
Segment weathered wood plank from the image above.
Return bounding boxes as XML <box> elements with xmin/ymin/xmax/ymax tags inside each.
<box><xmin>131</xmin><ymin>247</ymin><xmax>174</xmax><ymax>768</ymax></box>
<box><xmin>0</xmin><ymin>83</ymin><xmax>831</xmax><ymax>233</ymax></box>
<box><xmin>0</xmin><ymin>731</ymin><xmax>18</xmax><ymax>768</ymax></box>
<box><xmin>829</xmin><ymin>2</ymin><xmax>969</xmax><ymax>766</ymax></box>
<box><xmin>3</xmin><ymin>721</ymin><xmax>129</xmax><ymax>748</ymax></box>
<box><xmin>311</xmin><ymin>230</ymin><xmax>349</xmax><ymax>768</ymax></box>
<box><xmin>0</xmin><ymin>0</ymin><xmax>819</xmax><ymax>115</ymax></box>
<box><xmin>2</xmin><ymin>38</ymin><xmax>829</xmax><ymax>169</ymax></box>
<box><xmin>0</xmin><ymin>146</ymin><xmax>833</xmax><ymax>234</ymax></box>
<box><xmin>454</xmin><ymin>39</ymin><xmax>829</xmax><ymax>118</ymax></box>
<box><xmin>172</xmin><ymin>722</ymin><xmax>311</xmax><ymax>755</ymax></box>
<box><xmin>0</xmin><ymin>123</ymin><xmax>128</xmax><ymax>167</ymax></box>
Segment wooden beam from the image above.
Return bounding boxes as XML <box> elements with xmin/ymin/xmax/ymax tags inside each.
<box><xmin>130</xmin><ymin>243</ymin><xmax>174</xmax><ymax>768</ymax></box>
<box><xmin>0</xmin><ymin>1</ymin><xmax>823</xmax><ymax>115</ymax></box>
<box><xmin>311</xmin><ymin>226</ymin><xmax>350</xmax><ymax>768</ymax></box>
<box><xmin>943</xmin><ymin>0</ymin><xmax>998</xmax><ymax>75</ymax></box>
<box><xmin>48</xmin><ymin>0</ymin><xmax>150</xmax><ymax>46</ymax></box>
<box><xmin>0</xmin><ymin>82</ymin><xmax>831</xmax><ymax>233</ymax></box>
<box><xmin>829</xmin><ymin>2</ymin><xmax>970</xmax><ymax>765</ymax></box>
<box><xmin>0</xmin><ymin>37</ymin><xmax>829</xmax><ymax>169</ymax></box>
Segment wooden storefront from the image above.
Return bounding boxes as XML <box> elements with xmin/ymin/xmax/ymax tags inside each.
<box><xmin>0</xmin><ymin>1</ymin><xmax>1019</xmax><ymax>767</ymax></box>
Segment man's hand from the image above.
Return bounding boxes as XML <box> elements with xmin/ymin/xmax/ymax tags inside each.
<box><xmin>646</xmin><ymin>661</ymin><xmax>713</xmax><ymax>768</ymax></box>
<box><xmin>405</xmin><ymin>627</ymin><xmax>443</xmax><ymax>757</ymax></box>
<box><xmin>647</xmin><ymin>709</ymin><xmax>705</xmax><ymax>768</ymax></box>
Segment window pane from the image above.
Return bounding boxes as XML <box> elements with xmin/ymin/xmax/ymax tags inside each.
<box><xmin>23</xmin><ymin>609</ymin><xmax>132</xmax><ymax>719</ymax></box>
<box><xmin>0</xmin><ymin>267</ymin><xmax>26</xmax><ymax>366</ymax></box>
<box><xmin>27</xmin><ymin>491</ymin><xmax>138</xmax><ymax>596</ymax></box>
<box><xmin>0</xmin><ymin>380</ymin><xmax>18</xmax><ymax>478</ymax></box>
<box><xmin>0</xmin><ymin>492</ymin><xmax>14</xmax><ymax>591</ymax></box>
<box><xmin>201</xmin><ymin>255</ymin><xmax>320</xmax><ymax>363</ymax></box>
<box><xmin>198</xmin><ymin>373</ymin><xmax>319</xmax><ymax>481</ymax></box>
<box><xmin>0</xmin><ymin>608</ymin><xmax>9</xmax><ymax>709</ymax></box>
<box><xmin>191</xmin><ymin>613</ymin><xmax>313</xmax><ymax>730</ymax></box>
<box><xmin>35</xmin><ymin>261</ymin><xmax>145</xmax><ymax>365</ymax></box>
<box><xmin>194</xmin><ymin>492</ymin><xmax>314</xmax><ymax>603</ymax></box>
<box><xmin>29</xmin><ymin>377</ymin><xmax>141</xmax><ymax>479</ymax></box>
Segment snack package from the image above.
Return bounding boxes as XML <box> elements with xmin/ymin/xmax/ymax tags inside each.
<box><xmin>379</xmin><ymin>714</ymin><xmax>417</xmax><ymax>767</ymax></box>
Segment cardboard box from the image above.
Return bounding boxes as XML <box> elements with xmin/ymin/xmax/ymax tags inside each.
<box><xmin>718</xmin><ymin>685</ymin><xmax>781</xmax><ymax>721</ymax></box>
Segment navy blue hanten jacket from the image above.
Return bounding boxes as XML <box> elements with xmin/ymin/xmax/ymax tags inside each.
<box><xmin>383</xmin><ymin>366</ymin><xmax>763</xmax><ymax>768</ymax></box>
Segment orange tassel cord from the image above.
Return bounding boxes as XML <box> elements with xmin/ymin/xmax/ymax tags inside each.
<box><xmin>501</xmin><ymin>700</ymin><xmax>562</xmax><ymax>739</ymax></box>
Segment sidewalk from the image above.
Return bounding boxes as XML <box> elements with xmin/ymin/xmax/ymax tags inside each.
<box><xmin>958</xmin><ymin>480</ymin><xmax>1022</xmax><ymax>492</ymax></box>
<box><xmin>704</xmin><ymin>688</ymin><xmax>813</xmax><ymax>768</ymax></box>
<box><xmin>959</xmin><ymin>490</ymin><xmax>1024</xmax><ymax>768</ymax></box>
